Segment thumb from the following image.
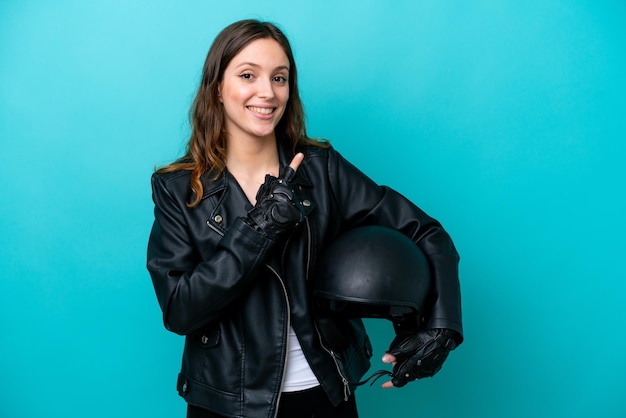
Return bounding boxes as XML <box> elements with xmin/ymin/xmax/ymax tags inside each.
<box><xmin>289</xmin><ymin>152</ymin><xmax>305</xmax><ymax>171</ymax></box>
<box><xmin>282</xmin><ymin>152</ymin><xmax>304</xmax><ymax>181</ymax></box>
<box><xmin>382</xmin><ymin>353</ymin><xmax>396</xmax><ymax>364</ymax></box>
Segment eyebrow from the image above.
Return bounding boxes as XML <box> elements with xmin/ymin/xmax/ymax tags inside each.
<box><xmin>234</xmin><ymin>62</ymin><xmax>290</xmax><ymax>71</ymax></box>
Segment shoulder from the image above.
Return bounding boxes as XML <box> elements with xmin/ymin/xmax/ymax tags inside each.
<box><xmin>151</xmin><ymin>165</ymin><xmax>223</xmax><ymax>206</ymax></box>
<box><xmin>152</xmin><ymin>156</ymin><xmax>193</xmax><ymax>186</ymax></box>
<box><xmin>150</xmin><ymin>169</ymin><xmax>193</xmax><ymax>210</ymax></box>
<box><xmin>152</xmin><ymin>168</ymin><xmax>192</xmax><ymax>193</ymax></box>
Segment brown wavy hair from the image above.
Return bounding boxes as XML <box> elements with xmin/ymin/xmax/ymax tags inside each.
<box><xmin>158</xmin><ymin>19</ymin><xmax>316</xmax><ymax>207</ymax></box>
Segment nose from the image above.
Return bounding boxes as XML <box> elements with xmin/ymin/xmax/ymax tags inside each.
<box><xmin>256</xmin><ymin>78</ymin><xmax>275</xmax><ymax>99</ymax></box>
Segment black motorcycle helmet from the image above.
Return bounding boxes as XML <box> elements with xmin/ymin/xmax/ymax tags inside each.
<box><xmin>313</xmin><ymin>225</ymin><xmax>431</xmax><ymax>325</ymax></box>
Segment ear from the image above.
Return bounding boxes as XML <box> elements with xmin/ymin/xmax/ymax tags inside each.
<box><xmin>217</xmin><ymin>85</ymin><xmax>222</xmax><ymax>103</ymax></box>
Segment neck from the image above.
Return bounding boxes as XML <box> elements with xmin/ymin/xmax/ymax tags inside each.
<box><xmin>226</xmin><ymin>135</ymin><xmax>280</xmax><ymax>178</ymax></box>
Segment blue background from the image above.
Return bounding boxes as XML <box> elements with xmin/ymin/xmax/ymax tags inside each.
<box><xmin>1</xmin><ymin>1</ymin><xmax>625</xmax><ymax>417</ymax></box>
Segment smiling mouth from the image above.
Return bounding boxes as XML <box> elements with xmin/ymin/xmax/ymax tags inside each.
<box><xmin>247</xmin><ymin>106</ymin><xmax>275</xmax><ymax>115</ymax></box>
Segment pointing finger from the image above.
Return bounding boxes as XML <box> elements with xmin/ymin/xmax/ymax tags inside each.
<box><xmin>283</xmin><ymin>152</ymin><xmax>304</xmax><ymax>181</ymax></box>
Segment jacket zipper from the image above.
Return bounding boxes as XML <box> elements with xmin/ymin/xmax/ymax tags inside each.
<box><xmin>206</xmin><ymin>220</ymin><xmax>224</xmax><ymax>237</ymax></box>
<box><xmin>265</xmin><ymin>263</ymin><xmax>291</xmax><ymax>418</ymax></box>
<box><xmin>271</xmin><ymin>219</ymin><xmax>352</xmax><ymax>403</ymax></box>
<box><xmin>206</xmin><ymin>219</ymin><xmax>289</xmax><ymax>417</ymax></box>
<box><xmin>313</xmin><ymin>321</ymin><xmax>351</xmax><ymax>401</ymax></box>
<box><xmin>301</xmin><ymin>217</ymin><xmax>351</xmax><ymax>401</ymax></box>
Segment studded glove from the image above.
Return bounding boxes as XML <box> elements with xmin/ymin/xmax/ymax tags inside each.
<box><xmin>244</xmin><ymin>167</ymin><xmax>309</xmax><ymax>241</ymax></box>
<box><xmin>386</xmin><ymin>328</ymin><xmax>459</xmax><ymax>387</ymax></box>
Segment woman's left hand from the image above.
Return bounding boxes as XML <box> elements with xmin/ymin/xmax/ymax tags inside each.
<box><xmin>381</xmin><ymin>328</ymin><xmax>459</xmax><ymax>388</ymax></box>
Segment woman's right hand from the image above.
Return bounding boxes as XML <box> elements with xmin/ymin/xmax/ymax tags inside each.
<box><xmin>244</xmin><ymin>153</ymin><xmax>309</xmax><ymax>241</ymax></box>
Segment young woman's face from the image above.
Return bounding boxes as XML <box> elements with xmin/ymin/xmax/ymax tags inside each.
<box><xmin>219</xmin><ymin>38</ymin><xmax>290</xmax><ymax>143</ymax></box>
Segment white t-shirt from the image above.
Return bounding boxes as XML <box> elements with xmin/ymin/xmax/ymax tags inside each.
<box><xmin>282</xmin><ymin>326</ymin><xmax>320</xmax><ymax>392</ymax></box>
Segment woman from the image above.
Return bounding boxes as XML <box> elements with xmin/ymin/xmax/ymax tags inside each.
<box><xmin>147</xmin><ymin>19</ymin><xmax>463</xmax><ymax>418</ymax></box>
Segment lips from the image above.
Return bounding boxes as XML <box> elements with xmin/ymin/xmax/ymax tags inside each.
<box><xmin>247</xmin><ymin>106</ymin><xmax>275</xmax><ymax>115</ymax></box>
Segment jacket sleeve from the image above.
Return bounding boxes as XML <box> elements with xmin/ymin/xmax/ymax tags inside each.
<box><xmin>146</xmin><ymin>173</ymin><xmax>275</xmax><ymax>335</ymax></box>
<box><xmin>325</xmin><ymin>147</ymin><xmax>463</xmax><ymax>341</ymax></box>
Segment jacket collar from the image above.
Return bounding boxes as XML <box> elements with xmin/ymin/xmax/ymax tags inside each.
<box><xmin>199</xmin><ymin>169</ymin><xmax>228</xmax><ymax>200</ymax></box>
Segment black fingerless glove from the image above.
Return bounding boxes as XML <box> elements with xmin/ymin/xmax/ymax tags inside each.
<box><xmin>244</xmin><ymin>167</ymin><xmax>309</xmax><ymax>241</ymax></box>
<box><xmin>387</xmin><ymin>328</ymin><xmax>459</xmax><ymax>387</ymax></box>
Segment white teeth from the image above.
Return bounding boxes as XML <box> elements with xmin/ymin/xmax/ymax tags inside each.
<box><xmin>248</xmin><ymin>106</ymin><xmax>274</xmax><ymax>115</ymax></box>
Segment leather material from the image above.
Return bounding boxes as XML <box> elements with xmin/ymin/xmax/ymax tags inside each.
<box><xmin>147</xmin><ymin>141</ymin><xmax>462</xmax><ymax>417</ymax></box>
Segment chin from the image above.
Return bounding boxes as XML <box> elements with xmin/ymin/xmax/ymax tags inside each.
<box><xmin>251</xmin><ymin>128</ymin><xmax>278</xmax><ymax>139</ymax></box>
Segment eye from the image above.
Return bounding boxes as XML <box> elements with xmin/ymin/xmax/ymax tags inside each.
<box><xmin>273</xmin><ymin>75</ymin><xmax>288</xmax><ymax>85</ymax></box>
<box><xmin>239</xmin><ymin>73</ymin><xmax>254</xmax><ymax>80</ymax></box>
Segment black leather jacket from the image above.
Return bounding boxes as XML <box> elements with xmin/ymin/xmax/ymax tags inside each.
<box><xmin>147</xmin><ymin>142</ymin><xmax>462</xmax><ymax>418</ymax></box>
